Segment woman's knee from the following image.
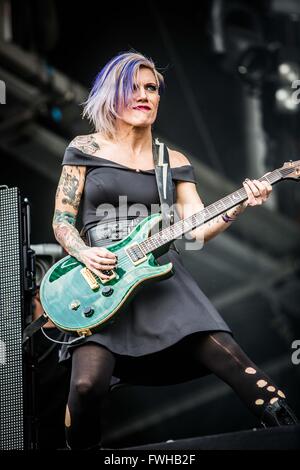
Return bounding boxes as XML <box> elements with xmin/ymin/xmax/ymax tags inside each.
<box><xmin>73</xmin><ymin>377</ymin><xmax>96</xmax><ymax>397</ymax></box>
<box><xmin>71</xmin><ymin>374</ymin><xmax>111</xmax><ymax>401</ymax></box>
<box><xmin>69</xmin><ymin>343</ymin><xmax>116</xmax><ymax>401</ymax></box>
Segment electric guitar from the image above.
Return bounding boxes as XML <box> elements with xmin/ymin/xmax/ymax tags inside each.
<box><xmin>40</xmin><ymin>160</ymin><xmax>300</xmax><ymax>336</ymax></box>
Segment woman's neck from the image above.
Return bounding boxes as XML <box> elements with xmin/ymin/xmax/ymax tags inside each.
<box><xmin>112</xmin><ymin>123</ymin><xmax>153</xmax><ymax>156</ymax></box>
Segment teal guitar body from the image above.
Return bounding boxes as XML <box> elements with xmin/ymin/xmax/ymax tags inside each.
<box><xmin>40</xmin><ymin>213</ymin><xmax>174</xmax><ymax>336</ymax></box>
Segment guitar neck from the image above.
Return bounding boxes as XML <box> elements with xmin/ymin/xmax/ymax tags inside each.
<box><xmin>140</xmin><ymin>168</ymin><xmax>283</xmax><ymax>255</ymax></box>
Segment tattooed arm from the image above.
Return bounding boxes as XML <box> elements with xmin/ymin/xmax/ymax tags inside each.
<box><xmin>53</xmin><ymin>165</ymin><xmax>87</xmax><ymax>260</ymax></box>
<box><xmin>53</xmin><ymin>163</ymin><xmax>117</xmax><ymax>280</ymax></box>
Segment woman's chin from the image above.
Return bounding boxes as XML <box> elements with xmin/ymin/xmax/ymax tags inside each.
<box><xmin>127</xmin><ymin>120</ymin><xmax>153</xmax><ymax>128</ymax></box>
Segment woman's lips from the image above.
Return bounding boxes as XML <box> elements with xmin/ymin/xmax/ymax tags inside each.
<box><xmin>133</xmin><ymin>106</ymin><xmax>151</xmax><ymax>112</ymax></box>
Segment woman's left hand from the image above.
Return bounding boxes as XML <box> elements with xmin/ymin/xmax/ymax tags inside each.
<box><xmin>242</xmin><ymin>178</ymin><xmax>272</xmax><ymax>207</ymax></box>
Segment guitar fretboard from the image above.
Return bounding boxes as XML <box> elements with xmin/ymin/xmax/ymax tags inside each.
<box><xmin>140</xmin><ymin>168</ymin><xmax>284</xmax><ymax>255</ymax></box>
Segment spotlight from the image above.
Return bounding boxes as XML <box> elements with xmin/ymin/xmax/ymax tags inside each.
<box><xmin>275</xmin><ymin>61</ymin><xmax>300</xmax><ymax>113</ymax></box>
<box><xmin>237</xmin><ymin>45</ymin><xmax>276</xmax><ymax>87</ymax></box>
<box><xmin>50</xmin><ymin>106</ymin><xmax>63</xmax><ymax>123</ymax></box>
<box><xmin>278</xmin><ymin>61</ymin><xmax>300</xmax><ymax>84</ymax></box>
<box><xmin>275</xmin><ymin>86</ymin><xmax>299</xmax><ymax>113</ymax></box>
<box><xmin>209</xmin><ymin>0</ymin><xmax>278</xmax><ymax>88</ymax></box>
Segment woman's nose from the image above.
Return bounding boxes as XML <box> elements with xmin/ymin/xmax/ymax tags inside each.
<box><xmin>135</xmin><ymin>85</ymin><xmax>147</xmax><ymax>99</ymax></box>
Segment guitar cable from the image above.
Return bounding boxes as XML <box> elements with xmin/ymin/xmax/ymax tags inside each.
<box><xmin>40</xmin><ymin>327</ymin><xmax>86</xmax><ymax>346</ymax></box>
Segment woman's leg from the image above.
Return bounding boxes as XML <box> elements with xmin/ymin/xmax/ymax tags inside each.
<box><xmin>65</xmin><ymin>343</ymin><xmax>116</xmax><ymax>450</ymax></box>
<box><xmin>191</xmin><ymin>331</ymin><xmax>298</xmax><ymax>426</ymax></box>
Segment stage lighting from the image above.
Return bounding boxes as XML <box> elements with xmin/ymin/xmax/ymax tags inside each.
<box><xmin>50</xmin><ymin>106</ymin><xmax>63</xmax><ymax>123</ymax></box>
<box><xmin>275</xmin><ymin>61</ymin><xmax>300</xmax><ymax>113</ymax></box>
<box><xmin>237</xmin><ymin>44</ymin><xmax>276</xmax><ymax>87</ymax></box>
<box><xmin>278</xmin><ymin>62</ymin><xmax>300</xmax><ymax>85</ymax></box>
<box><xmin>275</xmin><ymin>86</ymin><xmax>299</xmax><ymax>113</ymax></box>
<box><xmin>209</xmin><ymin>0</ymin><xmax>278</xmax><ymax>88</ymax></box>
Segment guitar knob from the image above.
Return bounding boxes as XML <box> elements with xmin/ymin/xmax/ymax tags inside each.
<box><xmin>102</xmin><ymin>286</ymin><xmax>114</xmax><ymax>297</ymax></box>
<box><xmin>83</xmin><ymin>306</ymin><xmax>94</xmax><ymax>317</ymax></box>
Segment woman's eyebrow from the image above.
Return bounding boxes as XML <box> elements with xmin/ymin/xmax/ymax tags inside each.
<box><xmin>134</xmin><ymin>82</ymin><xmax>158</xmax><ymax>88</ymax></box>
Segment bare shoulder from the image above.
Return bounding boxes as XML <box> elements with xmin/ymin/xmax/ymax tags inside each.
<box><xmin>68</xmin><ymin>133</ymin><xmax>102</xmax><ymax>155</ymax></box>
<box><xmin>167</xmin><ymin>148</ymin><xmax>192</xmax><ymax>168</ymax></box>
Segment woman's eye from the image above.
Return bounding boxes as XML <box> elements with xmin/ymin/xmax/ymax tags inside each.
<box><xmin>146</xmin><ymin>84</ymin><xmax>158</xmax><ymax>92</ymax></box>
<box><xmin>132</xmin><ymin>84</ymin><xmax>158</xmax><ymax>93</ymax></box>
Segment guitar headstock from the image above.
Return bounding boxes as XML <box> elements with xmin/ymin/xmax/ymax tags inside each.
<box><xmin>280</xmin><ymin>160</ymin><xmax>300</xmax><ymax>181</ymax></box>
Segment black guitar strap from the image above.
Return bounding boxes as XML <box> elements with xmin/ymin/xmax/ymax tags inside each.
<box><xmin>152</xmin><ymin>137</ymin><xmax>175</xmax><ymax>228</ymax></box>
<box><xmin>152</xmin><ymin>138</ymin><xmax>180</xmax><ymax>254</ymax></box>
<box><xmin>22</xmin><ymin>313</ymin><xmax>49</xmax><ymax>346</ymax></box>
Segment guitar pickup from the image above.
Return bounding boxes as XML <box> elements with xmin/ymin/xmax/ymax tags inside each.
<box><xmin>80</xmin><ymin>267</ymin><xmax>100</xmax><ymax>290</ymax></box>
<box><xmin>125</xmin><ymin>243</ymin><xmax>147</xmax><ymax>266</ymax></box>
<box><xmin>99</xmin><ymin>269</ymin><xmax>117</xmax><ymax>284</ymax></box>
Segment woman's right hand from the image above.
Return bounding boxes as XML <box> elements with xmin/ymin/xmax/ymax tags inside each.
<box><xmin>79</xmin><ymin>246</ymin><xmax>118</xmax><ymax>280</ymax></box>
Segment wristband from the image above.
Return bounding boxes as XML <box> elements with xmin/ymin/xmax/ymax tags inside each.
<box><xmin>222</xmin><ymin>212</ymin><xmax>236</xmax><ymax>223</ymax></box>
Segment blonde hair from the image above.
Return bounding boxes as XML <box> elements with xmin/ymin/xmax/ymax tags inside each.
<box><xmin>81</xmin><ymin>51</ymin><xmax>164</xmax><ymax>139</ymax></box>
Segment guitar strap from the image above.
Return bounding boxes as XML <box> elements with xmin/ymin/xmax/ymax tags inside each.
<box><xmin>22</xmin><ymin>313</ymin><xmax>49</xmax><ymax>345</ymax></box>
<box><xmin>152</xmin><ymin>138</ymin><xmax>179</xmax><ymax>254</ymax></box>
<box><xmin>152</xmin><ymin>137</ymin><xmax>175</xmax><ymax>228</ymax></box>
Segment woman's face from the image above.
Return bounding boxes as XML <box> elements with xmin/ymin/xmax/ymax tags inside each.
<box><xmin>118</xmin><ymin>67</ymin><xmax>160</xmax><ymax>128</ymax></box>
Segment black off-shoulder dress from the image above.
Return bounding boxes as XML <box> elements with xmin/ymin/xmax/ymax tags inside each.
<box><xmin>59</xmin><ymin>146</ymin><xmax>232</xmax><ymax>386</ymax></box>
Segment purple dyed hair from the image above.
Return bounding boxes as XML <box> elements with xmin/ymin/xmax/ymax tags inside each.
<box><xmin>81</xmin><ymin>51</ymin><xmax>164</xmax><ymax>138</ymax></box>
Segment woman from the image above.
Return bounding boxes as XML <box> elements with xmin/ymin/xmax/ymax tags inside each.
<box><xmin>54</xmin><ymin>51</ymin><xmax>297</xmax><ymax>450</ymax></box>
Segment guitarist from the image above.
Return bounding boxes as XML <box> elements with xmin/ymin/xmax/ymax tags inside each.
<box><xmin>52</xmin><ymin>51</ymin><xmax>298</xmax><ymax>450</ymax></box>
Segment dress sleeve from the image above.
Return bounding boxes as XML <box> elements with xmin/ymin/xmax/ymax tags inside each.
<box><xmin>171</xmin><ymin>164</ymin><xmax>197</xmax><ymax>183</ymax></box>
<box><xmin>61</xmin><ymin>145</ymin><xmax>88</xmax><ymax>166</ymax></box>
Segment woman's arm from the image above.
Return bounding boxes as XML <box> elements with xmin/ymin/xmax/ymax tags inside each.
<box><xmin>175</xmin><ymin>179</ymin><xmax>225</xmax><ymax>243</ymax></box>
<box><xmin>174</xmin><ymin>155</ymin><xmax>272</xmax><ymax>244</ymax></box>
<box><xmin>53</xmin><ymin>165</ymin><xmax>88</xmax><ymax>260</ymax></box>
<box><xmin>53</xmin><ymin>164</ymin><xmax>117</xmax><ymax>279</ymax></box>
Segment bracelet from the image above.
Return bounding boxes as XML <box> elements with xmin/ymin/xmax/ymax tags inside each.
<box><xmin>222</xmin><ymin>212</ymin><xmax>236</xmax><ymax>223</ymax></box>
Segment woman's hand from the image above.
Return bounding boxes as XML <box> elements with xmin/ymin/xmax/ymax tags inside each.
<box><xmin>80</xmin><ymin>246</ymin><xmax>118</xmax><ymax>280</ymax></box>
<box><xmin>242</xmin><ymin>178</ymin><xmax>272</xmax><ymax>208</ymax></box>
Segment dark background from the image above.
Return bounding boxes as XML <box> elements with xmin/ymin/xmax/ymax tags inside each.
<box><xmin>1</xmin><ymin>0</ymin><xmax>300</xmax><ymax>449</ymax></box>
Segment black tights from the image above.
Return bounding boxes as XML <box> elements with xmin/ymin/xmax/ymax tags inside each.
<box><xmin>66</xmin><ymin>332</ymin><xmax>287</xmax><ymax>449</ymax></box>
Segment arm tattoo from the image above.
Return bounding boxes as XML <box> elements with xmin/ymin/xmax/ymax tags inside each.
<box><xmin>68</xmin><ymin>135</ymin><xmax>101</xmax><ymax>155</ymax></box>
<box><xmin>206</xmin><ymin>203</ymin><xmax>244</xmax><ymax>230</ymax></box>
<box><xmin>202</xmin><ymin>204</ymin><xmax>245</xmax><ymax>242</ymax></box>
<box><xmin>53</xmin><ymin>210</ymin><xmax>86</xmax><ymax>262</ymax></box>
<box><xmin>53</xmin><ymin>210</ymin><xmax>76</xmax><ymax>226</ymax></box>
<box><xmin>56</xmin><ymin>166</ymin><xmax>83</xmax><ymax>210</ymax></box>
<box><xmin>205</xmin><ymin>215</ymin><xmax>223</xmax><ymax>228</ymax></box>
<box><xmin>228</xmin><ymin>203</ymin><xmax>244</xmax><ymax>218</ymax></box>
